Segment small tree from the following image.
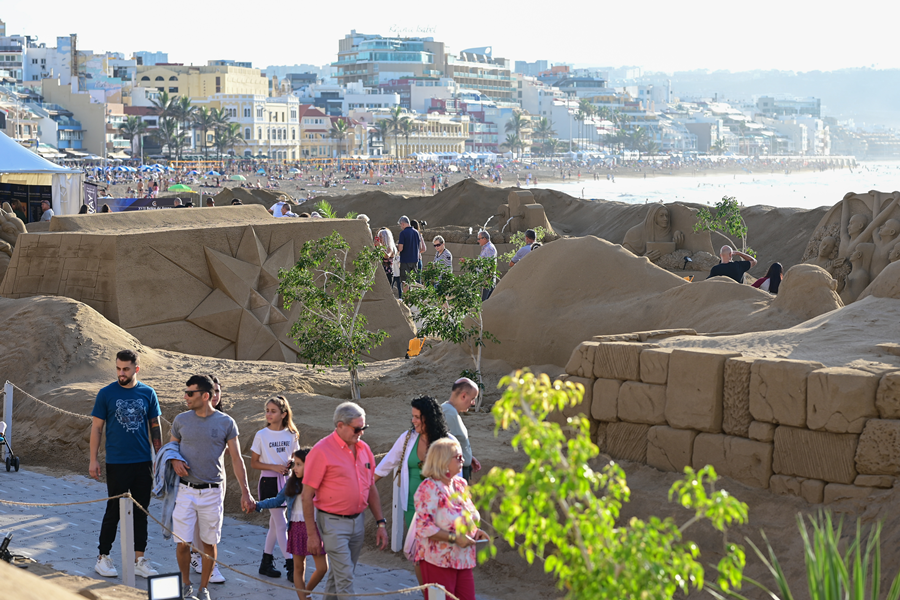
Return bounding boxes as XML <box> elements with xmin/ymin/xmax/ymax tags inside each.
<box><xmin>694</xmin><ymin>196</ymin><xmax>755</xmax><ymax>256</ymax></box>
<box><xmin>278</xmin><ymin>232</ymin><xmax>389</xmax><ymax>400</ymax></box>
<box><xmin>403</xmin><ymin>257</ymin><xmax>499</xmax><ymax>409</ymax></box>
<box><xmin>499</xmin><ymin>226</ymin><xmax>547</xmax><ymax>265</ymax></box>
<box><xmin>473</xmin><ymin>371</ymin><xmax>749</xmax><ymax>599</ymax></box>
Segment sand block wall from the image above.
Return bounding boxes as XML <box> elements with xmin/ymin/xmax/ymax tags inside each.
<box><xmin>561</xmin><ymin>338</ymin><xmax>900</xmax><ymax>503</ymax></box>
<box><xmin>0</xmin><ymin>207</ymin><xmax>415</xmax><ymax>362</ymax></box>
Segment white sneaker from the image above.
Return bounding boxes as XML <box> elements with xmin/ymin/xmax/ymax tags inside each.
<box><xmin>191</xmin><ymin>553</ymin><xmax>203</xmax><ymax>574</ymax></box>
<box><xmin>182</xmin><ymin>584</ymin><xmax>195</xmax><ymax>600</ymax></box>
<box><xmin>95</xmin><ymin>554</ymin><xmax>117</xmax><ymax>577</ymax></box>
<box><xmin>134</xmin><ymin>557</ymin><xmax>158</xmax><ymax>578</ymax></box>
<box><xmin>209</xmin><ymin>564</ymin><xmax>226</xmax><ymax>584</ymax></box>
<box><xmin>196</xmin><ymin>587</ymin><xmax>211</xmax><ymax>600</ymax></box>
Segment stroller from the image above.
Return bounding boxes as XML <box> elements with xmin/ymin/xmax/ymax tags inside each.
<box><xmin>0</xmin><ymin>421</ymin><xmax>19</xmax><ymax>472</ymax></box>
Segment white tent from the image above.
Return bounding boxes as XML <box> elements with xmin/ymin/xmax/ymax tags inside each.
<box><xmin>0</xmin><ymin>131</ymin><xmax>83</xmax><ymax>216</ymax></box>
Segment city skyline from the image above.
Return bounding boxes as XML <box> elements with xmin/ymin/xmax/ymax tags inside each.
<box><xmin>3</xmin><ymin>0</ymin><xmax>899</xmax><ymax>75</ymax></box>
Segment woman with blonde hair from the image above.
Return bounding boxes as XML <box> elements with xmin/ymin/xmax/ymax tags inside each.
<box><xmin>413</xmin><ymin>437</ymin><xmax>488</xmax><ymax>600</ymax></box>
<box><xmin>250</xmin><ymin>395</ymin><xmax>300</xmax><ymax>580</ymax></box>
<box><xmin>376</xmin><ymin>228</ymin><xmax>400</xmax><ymax>295</ymax></box>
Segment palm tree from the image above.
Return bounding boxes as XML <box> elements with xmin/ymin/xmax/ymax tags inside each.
<box><xmin>533</xmin><ymin>117</ymin><xmax>556</xmax><ymax>145</ymax></box>
<box><xmin>628</xmin><ymin>126</ymin><xmax>649</xmax><ymax>152</ymax></box>
<box><xmin>398</xmin><ymin>118</ymin><xmax>417</xmax><ymax>159</ymax></box>
<box><xmin>711</xmin><ymin>137</ymin><xmax>728</xmax><ymax>155</ymax></box>
<box><xmin>214</xmin><ymin>122</ymin><xmax>244</xmax><ymax>160</ymax></box>
<box><xmin>543</xmin><ymin>137</ymin><xmax>562</xmax><ymax>156</ymax></box>
<box><xmin>504</xmin><ymin>109</ymin><xmax>530</xmax><ymax>154</ymax></box>
<box><xmin>170</xmin><ymin>96</ymin><xmax>196</xmax><ymax>162</ymax></box>
<box><xmin>373</xmin><ymin>120</ymin><xmax>391</xmax><ymax>157</ymax></box>
<box><xmin>154</xmin><ymin>117</ymin><xmax>180</xmax><ymax>161</ymax></box>
<box><xmin>329</xmin><ymin>118</ymin><xmax>351</xmax><ymax>163</ymax></box>
<box><xmin>385</xmin><ymin>106</ymin><xmax>405</xmax><ymax>161</ymax></box>
<box><xmin>578</xmin><ymin>99</ymin><xmax>595</xmax><ymax>151</ymax></box>
<box><xmin>192</xmin><ymin>107</ymin><xmax>218</xmax><ymax>159</ymax></box>
<box><xmin>573</xmin><ymin>109</ymin><xmax>586</xmax><ymax>152</ymax></box>
<box><xmin>500</xmin><ymin>133</ymin><xmax>523</xmax><ymax>158</ymax></box>
<box><xmin>118</xmin><ymin>116</ymin><xmax>149</xmax><ymax>162</ymax></box>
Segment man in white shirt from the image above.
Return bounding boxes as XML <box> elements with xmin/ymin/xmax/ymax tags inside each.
<box><xmin>440</xmin><ymin>378</ymin><xmax>481</xmax><ymax>482</ymax></box>
<box><xmin>40</xmin><ymin>200</ymin><xmax>54</xmax><ymax>221</ymax></box>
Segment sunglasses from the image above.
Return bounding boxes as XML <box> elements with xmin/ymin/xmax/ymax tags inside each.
<box><xmin>183</xmin><ymin>390</ymin><xmax>204</xmax><ymax>396</ymax></box>
<box><xmin>433</xmin><ymin>244</ymin><xmax>442</xmax><ymax>248</ymax></box>
<box><xmin>343</xmin><ymin>423</ymin><xmax>369</xmax><ymax>434</ymax></box>
<box><xmin>454</xmin><ymin>454</ymin><xmax>464</xmax><ymax>462</ymax></box>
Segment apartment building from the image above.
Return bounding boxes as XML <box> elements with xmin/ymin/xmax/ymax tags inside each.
<box><xmin>193</xmin><ymin>93</ymin><xmax>301</xmax><ymax>159</ymax></box>
<box><xmin>136</xmin><ymin>62</ymin><xmax>268</xmax><ymax>98</ymax></box>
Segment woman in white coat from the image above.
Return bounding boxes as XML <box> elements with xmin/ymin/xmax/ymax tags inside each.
<box><xmin>374</xmin><ymin>396</ymin><xmax>454</xmax><ymax>574</ymax></box>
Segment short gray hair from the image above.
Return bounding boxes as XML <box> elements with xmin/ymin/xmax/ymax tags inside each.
<box><xmin>333</xmin><ymin>401</ymin><xmax>365</xmax><ymax>427</ymax></box>
<box><xmin>398</xmin><ymin>215</ymin><xmax>410</xmax><ymax>225</ymax></box>
<box><xmin>356</xmin><ymin>214</ymin><xmax>369</xmax><ymax>223</ymax></box>
<box><xmin>432</xmin><ymin>235</ymin><xmax>445</xmax><ymax>245</ymax></box>
<box><xmin>478</xmin><ymin>230</ymin><xmax>491</xmax><ymax>241</ymax></box>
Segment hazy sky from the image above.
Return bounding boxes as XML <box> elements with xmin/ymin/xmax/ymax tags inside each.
<box><xmin>4</xmin><ymin>1</ymin><xmax>899</xmax><ymax>74</ymax></box>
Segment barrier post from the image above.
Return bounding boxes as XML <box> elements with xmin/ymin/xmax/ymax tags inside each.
<box><xmin>3</xmin><ymin>381</ymin><xmax>12</xmax><ymax>461</ymax></box>
<box><xmin>119</xmin><ymin>496</ymin><xmax>135</xmax><ymax>587</ymax></box>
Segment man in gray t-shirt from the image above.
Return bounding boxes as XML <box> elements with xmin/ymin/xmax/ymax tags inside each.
<box><xmin>169</xmin><ymin>375</ymin><xmax>254</xmax><ymax>600</ymax></box>
<box><xmin>440</xmin><ymin>377</ymin><xmax>482</xmax><ymax>482</ymax></box>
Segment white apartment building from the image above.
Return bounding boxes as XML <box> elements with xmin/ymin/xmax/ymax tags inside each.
<box><xmin>193</xmin><ymin>93</ymin><xmax>301</xmax><ymax>159</ymax></box>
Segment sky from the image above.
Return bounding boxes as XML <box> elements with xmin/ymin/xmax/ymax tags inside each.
<box><xmin>4</xmin><ymin>1</ymin><xmax>900</xmax><ymax>74</ymax></box>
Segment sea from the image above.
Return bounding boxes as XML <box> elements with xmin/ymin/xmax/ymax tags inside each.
<box><xmin>538</xmin><ymin>161</ymin><xmax>900</xmax><ymax>211</ymax></box>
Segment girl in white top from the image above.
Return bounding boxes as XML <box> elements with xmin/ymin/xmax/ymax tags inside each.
<box><xmin>250</xmin><ymin>395</ymin><xmax>299</xmax><ymax>580</ymax></box>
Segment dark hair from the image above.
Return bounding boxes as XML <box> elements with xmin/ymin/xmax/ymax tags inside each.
<box><xmin>78</xmin><ymin>205</ymin><xmax>88</xmax><ymax>214</ymax></box>
<box><xmin>525</xmin><ymin>229</ymin><xmax>536</xmax><ymax>241</ymax></box>
<box><xmin>231</xmin><ymin>199</ymin><xmax>242</xmax><ymax>205</ymax></box>
<box><xmin>531</xmin><ymin>242</ymin><xmax>542</xmax><ymax>250</ymax></box>
<box><xmin>283</xmin><ymin>447</ymin><xmax>312</xmax><ymax>498</ymax></box>
<box><xmin>101</xmin><ymin>204</ymin><xmax>111</xmax><ymax>213</ymax></box>
<box><xmin>116</xmin><ymin>349</ymin><xmax>139</xmax><ymax>365</ymax></box>
<box><xmin>411</xmin><ymin>219</ymin><xmax>420</xmax><ymax>230</ymax></box>
<box><xmin>186</xmin><ymin>374</ymin><xmax>213</xmax><ymax>396</ymax></box>
<box><xmin>411</xmin><ymin>395</ymin><xmax>449</xmax><ymax>443</ymax></box>
<box><xmin>207</xmin><ymin>374</ymin><xmax>225</xmax><ymax>412</ymax></box>
<box><xmin>765</xmin><ymin>262</ymin><xmax>783</xmax><ymax>294</ymax></box>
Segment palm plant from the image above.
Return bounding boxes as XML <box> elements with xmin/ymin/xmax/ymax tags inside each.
<box><xmin>712</xmin><ymin>137</ymin><xmax>728</xmax><ymax>155</ymax></box>
<box><xmin>500</xmin><ymin>133</ymin><xmax>523</xmax><ymax>158</ymax></box>
<box><xmin>171</xmin><ymin>96</ymin><xmax>196</xmax><ymax>162</ymax></box>
<box><xmin>154</xmin><ymin>117</ymin><xmax>180</xmax><ymax>161</ymax></box>
<box><xmin>192</xmin><ymin>107</ymin><xmax>218</xmax><ymax>158</ymax></box>
<box><xmin>118</xmin><ymin>116</ymin><xmax>149</xmax><ymax>161</ymax></box>
<box><xmin>386</xmin><ymin>106</ymin><xmax>405</xmax><ymax>161</ymax></box>
<box><xmin>533</xmin><ymin>117</ymin><xmax>556</xmax><ymax>145</ymax></box>
<box><xmin>214</xmin><ymin>122</ymin><xmax>244</xmax><ymax>160</ymax></box>
<box><xmin>628</xmin><ymin>126</ymin><xmax>649</xmax><ymax>152</ymax></box>
<box><xmin>372</xmin><ymin>119</ymin><xmax>392</xmax><ymax>157</ymax></box>
<box><xmin>329</xmin><ymin>118</ymin><xmax>350</xmax><ymax>158</ymax></box>
<box><xmin>398</xmin><ymin>118</ymin><xmax>416</xmax><ymax>159</ymax></box>
<box><xmin>314</xmin><ymin>199</ymin><xmax>338</xmax><ymax>218</ymax></box>
<box><xmin>504</xmin><ymin>109</ymin><xmax>530</xmax><ymax>155</ymax></box>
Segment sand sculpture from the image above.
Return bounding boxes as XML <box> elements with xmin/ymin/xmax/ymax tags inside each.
<box><xmin>0</xmin><ymin>206</ymin><xmax>414</xmax><ymax>362</ymax></box>
<box><xmin>498</xmin><ymin>189</ymin><xmax>553</xmax><ymax>235</ymax></box>
<box><xmin>803</xmin><ymin>190</ymin><xmax>900</xmax><ymax>303</ymax></box>
<box><xmin>481</xmin><ymin>236</ymin><xmax>842</xmax><ymax>367</ymax></box>
<box><xmin>556</xmin><ymin>290</ymin><xmax>900</xmax><ymax>504</ymax></box>
<box><xmin>0</xmin><ymin>202</ymin><xmax>27</xmax><ymax>281</ymax></box>
<box><xmin>621</xmin><ymin>202</ymin><xmax>717</xmax><ymax>271</ymax></box>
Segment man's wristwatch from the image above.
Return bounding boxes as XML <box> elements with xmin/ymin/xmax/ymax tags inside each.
<box><xmin>376</xmin><ymin>518</ymin><xmax>387</xmax><ymax>528</ymax></box>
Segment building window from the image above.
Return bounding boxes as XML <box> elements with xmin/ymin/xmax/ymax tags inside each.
<box><xmin>155</xmin><ymin>76</ymin><xmax>164</xmax><ymax>81</ymax></box>
<box><xmin>244</xmin><ymin>108</ymin><xmax>250</xmax><ymax>118</ymax></box>
<box><xmin>258</xmin><ymin>128</ymin><xmax>262</xmax><ymax>139</ymax></box>
<box><xmin>216</xmin><ymin>76</ymin><xmax>221</xmax><ymax>85</ymax></box>
<box><xmin>169</xmin><ymin>76</ymin><xmax>178</xmax><ymax>81</ymax></box>
<box><xmin>31</xmin><ymin>58</ymin><xmax>37</xmax><ymax>64</ymax></box>
<box><xmin>141</xmin><ymin>76</ymin><xmax>150</xmax><ymax>81</ymax></box>
<box><xmin>257</xmin><ymin>107</ymin><xmax>263</xmax><ymax>118</ymax></box>
<box><xmin>291</xmin><ymin>129</ymin><xmax>295</xmax><ymax>140</ymax></box>
<box><xmin>245</xmin><ymin>127</ymin><xmax>251</xmax><ymax>139</ymax></box>
<box><xmin>169</xmin><ymin>87</ymin><xmax>178</xmax><ymax>93</ymax></box>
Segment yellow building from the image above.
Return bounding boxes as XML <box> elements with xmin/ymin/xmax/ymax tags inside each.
<box><xmin>135</xmin><ymin>64</ymin><xmax>268</xmax><ymax>99</ymax></box>
<box><xmin>383</xmin><ymin>112</ymin><xmax>469</xmax><ymax>158</ymax></box>
<box><xmin>297</xmin><ymin>106</ymin><xmax>367</xmax><ymax>158</ymax></box>
<box><xmin>193</xmin><ymin>93</ymin><xmax>302</xmax><ymax>160</ymax></box>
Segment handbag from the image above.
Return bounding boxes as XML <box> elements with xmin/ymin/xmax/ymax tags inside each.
<box><xmin>392</xmin><ymin>255</ymin><xmax>401</xmax><ymax>277</ymax></box>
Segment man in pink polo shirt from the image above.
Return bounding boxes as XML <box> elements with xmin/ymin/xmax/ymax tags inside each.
<box><xmin>302</xmin><ymin>402</ymin><xmax>388</xmax><ymax>599</ymax></box>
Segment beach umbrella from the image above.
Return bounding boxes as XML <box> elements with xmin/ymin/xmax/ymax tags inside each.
<box><xmin>256</xmin><ymin>168</ymin><xmax>266</xmax><ymax>174</ymax></box>
<box><xmin>230</xmin><ymin>174</ymin><xmax>246</xmax><ymax>181</ymax></box>
<box><xmin>168</xmin><ymin>184</ymin><xmax>193</xmax><ymax>191</ymax></box>
<box><xmin>113</xmin><ymin>165</ymin><xmax>130</xmax><ymax>172</ymax></box>
<box><xmin>164</xmin><ymin>166</ymin><xmax>175</xmax><ymax>171</ymax></box>
<box><xmin>206</xmin><ymin>170</ymin><xmax>223</xmax><ymax>176</ymax></box>
<box><xmin>288</xmin><ymin>168</ymin><xmax>300</xmax><ymax>174</ymax></box>
<box><xmin>187</xmin><ymin>170</ymin><xmax>200</xmax><ymax>175</ymax></box>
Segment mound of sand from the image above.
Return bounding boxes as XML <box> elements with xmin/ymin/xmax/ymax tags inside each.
<box><xmin>859</xmin><ymin>260</ymin><xmax>900</xmax><ymax>301</ymax></box>
<box><xmin>482</xmin><ymin>236</ymin><xmax>843</xmax><ymax>367</ymax></box>
<box><xmin>212</xmin><ymin>186</ymin><xmax>294</xmax><ymax>207</ymax></box>
<box><xmin>323</xmin><ymin>180</ymin><xmax>829</xmax><ymax>275</ymax></box>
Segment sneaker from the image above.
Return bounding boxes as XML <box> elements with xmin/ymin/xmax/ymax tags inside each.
<box><xmin>209</xmin><ymin>564</ymin><xmax>226</xmax><ymax>584</ymax></box>
<box><xmin>94</xmin><ymin>554</ymin><xmax>117</xmax><ymax>577</ymax></box>
<box><xmin>134</xmin><ymin>557</ymin><xmax>159</xmax><ymax>578</ymax></box>
<box><xmin>196</xmin><ymin>587</ymin><xmax>211</xmax><ymax>600</ymax></box>
<box><xmin>191</xmin><ymin>553</ymin><xmax>203</xmax><ymax>574</ymax></box>
<box><xmin>182</xmin><ymin>584</ymin><xmax>195</xmax><ymax>600</ymax></box>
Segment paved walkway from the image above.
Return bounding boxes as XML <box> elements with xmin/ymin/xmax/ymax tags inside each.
<box><xmin>0</xmin><ymin>468</ymin><xmax>443</xmax><ymax>599</ymax></box>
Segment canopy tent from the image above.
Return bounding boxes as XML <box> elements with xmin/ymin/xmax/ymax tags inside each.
<box><xmin>0</xmin><ymin>131</ymin><xmax>83</xmax><ymax>217</ymax></box>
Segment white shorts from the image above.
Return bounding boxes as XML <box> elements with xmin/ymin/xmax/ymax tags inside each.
<box><xmin>172</xmin><ymin>483</ymin><xmax>225</xmax><ymax>546</ymax></box>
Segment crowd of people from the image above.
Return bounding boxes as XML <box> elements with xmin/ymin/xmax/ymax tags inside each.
<box><xmin>89</xmin><ymin>350</ymin><xmax>487</xmax><ymax>600</ymax></box>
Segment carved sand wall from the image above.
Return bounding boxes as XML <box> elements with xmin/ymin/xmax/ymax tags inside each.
<box><xmin>558</xmin><ymin>337</ymin><xmax>900</xmax><ymax>504</ymax></box>
<box><xmin>0</xmin><ymin>206</ymin><xmax>414</xmax><ymax>362</ymax></box>
<box><xmin>621</xmin><ymin>202</ymin><xmax>717</xmax><ymax>272</ymax></box>
<box><xmin>802</xmin><ymin>191</ymin><xmax>900</xmax><ymax>303</ymax></box>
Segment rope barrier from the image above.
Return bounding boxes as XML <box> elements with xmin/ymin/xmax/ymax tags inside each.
<box><xmin>8</xmin><ymin>382</ymin><xmax>92</xmax><ymax>422</ymax></box>
<box><xmin>0</xmin><ymin>492</ymin><xmax>461</xmax><ymax>599</ymax></box>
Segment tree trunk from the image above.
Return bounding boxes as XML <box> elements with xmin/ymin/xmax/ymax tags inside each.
<box><xmin>350</xmin><ymin>368</ymin><xmax>360</xmax><ymax>401</ymax></box>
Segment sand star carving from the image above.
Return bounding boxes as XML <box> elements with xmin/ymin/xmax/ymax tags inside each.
<box><xmin>185</xmin><ymin>226</ymin><xmax>299</xmax><ymax>362</ymax></box>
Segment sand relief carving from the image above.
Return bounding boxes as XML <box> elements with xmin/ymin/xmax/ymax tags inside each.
<box><xmin>0</xmin><ymin>202</ymin><xmax>26</xmax><ymax>281</ymax></box>
<box><xmin>803</xmin><ymin>191</ymin><xmax>900</xmax><ymax>303</ymax></box>
<box><xmin>621</xmin><ymin>203</ymin><xmax>716</xmax><ymax>271</ymax></box>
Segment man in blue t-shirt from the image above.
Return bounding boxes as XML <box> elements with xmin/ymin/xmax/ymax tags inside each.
<box><xmin>396</xmin><ymin>215</ymin><xmax>423</xmax><ymax>299</ymax></box>
<box><xmin>90</xmin><ymin>349</ymin><xmax>162</xmax><ymax>579</ymax></box>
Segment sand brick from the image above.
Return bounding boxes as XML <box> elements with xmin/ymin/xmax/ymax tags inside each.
<box><xmin>692</xmin><ymin>433</ymin><xmax>773</xmax><ymax>488</ymax></box>
<box><xmin>591</xmin><ymin>378</ymin><xmax>622</xmax><ymax>422</ymax></box>
<box><xmin>769</xmin><ymin>475</ymin><xmax>826</xmax><ymax>503</ymax></box>
<box><xmin>606</xmin><ymin>422</ymin><xmax>650</xmax><ymax>462</ymax></box>
<box><xmin>647</xmin><ymin>426</ymin><xmax>696</xmax><ymax>472</ymax></box>
<box><xmin>640</xmin><ymin>348</ymin><xmax>673</xmax><ymax>385</ymax></box>
<box><xmin>596</xmin><ymin>422</ymin><xmax>608</xmax><ymax>453</ymax></box>
<box><xmin>565</xmin><ymin>341</ymin><xmax>598</xmax><ymax>378</ymax></box>
<box><xmin>749</xmin><ymin>421</ymin><xmax>776</xmax><ymax>443</ymax></box>
<box><xmin>801</xmin><ymin>479</ymin><xmax>826</xmax><ymax>503</ymax></box>
<box><xmin>665</xmin><ymin>348</ymin><xmax>741</xmax><ymax>433</ymax></box>
<box><xmin>723</xmin><ymin>357</ymin><xmax>754</xmax><ymax>437</ymax></box>
<box><xmin>823</xmin><ymin>483</ymin><xmax>875</xmax><ymax>504</ymax></box>
<box><xmin>772</xmin><ymin>426</ymin><xmax>858</xmax><ymax>483</ymax></box>
<box><xmin>876</xmin><ymin>372</ymin><xmax>900</xmax><ymax>419</ymax></box>
<box><xmin>617</xmin><ymin>382</ymin><xmax>667</xmax><ymax>425</ymax></box>
<box><xmin>855</xmin><ymin>419</ymin><xmax>900</xmax><ymax>475</ymax></box>
<box><xmin>593</xmin><ymin>342</ymin><xmax>657</xmax><ymax>381</ymax></box>
<box><xmin>749</xmin><ymin>359</ymin><xmax>823</xmax><ymax>427</ymax></box>
<box><xmin>854</xmin><ymin>475</ymin><xmax>895</xmax><ymax>488</ymax></box>
<box><xmin>807</xmin><ymin>367</ymin><xmax>879</xmax><ymax>433</ymax></box>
